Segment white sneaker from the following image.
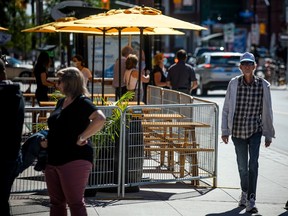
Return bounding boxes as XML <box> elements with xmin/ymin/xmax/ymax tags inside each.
<box><xmin>246</xmin><ymin>197</ymin><xmax>258</xmax><ymax>213</ymax></box>
<box><xmin>238</xmin><ymin>191</ymin><xmax>247</xmax><ymax>207</ymax></box>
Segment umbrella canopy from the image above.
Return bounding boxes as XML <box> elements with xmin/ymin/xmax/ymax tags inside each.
<box><xmin>74</xmin><ymin>6</ymin><xmax>206</xmax><ymax>31</ymax></box>
<box><xmin>21</xmin><ymin>17</ymin><xmax>78</xmax><ymax>33</ymax></box>
<box><xmin>22</xmin><ymin>6</ymin><xmax>205</xmax><ymax>104</ymax></box>
<box><xmin>72</xmin><ymin>6</ymin><xmax>206</xmax><ymax>103</ymax></box>
<box><xmin>21</xmin><ymin>13</ymin><xmax>185</xmax><ymax>104</ymax></box>
<box><xmin>91</xmin><ymin>27</ymin><xmax>185</xmax><ymax>36</ymax></box>
<box><xmin>0</xmin><ymin>27</ymin><xmax>8</xmax><ymax>31</ymax></box>
<box><xmin>55</xmin><ymin>6</ymin><xmax>205</xmax><ymax>104</ymax></box>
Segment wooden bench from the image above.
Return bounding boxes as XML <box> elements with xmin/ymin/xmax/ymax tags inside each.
<box><xmin>23</xmin><ymin>93</ymin><xmax>56</xmax><ymax>107</ymax></box>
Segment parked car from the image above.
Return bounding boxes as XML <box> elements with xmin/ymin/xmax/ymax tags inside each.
<box><xmin>193</xmin><ymin>46</ymin><xmax>225</xmax><ymax>58</ymax></box>
<box><xmin>194</xmin><ymin>52</ymin><xmax>242</xmax><ymax>95</ymax></box>
<box><xmin>187</xmin><ymin>46</ymin><xmax>225</xmax><ymax>67</ymax></box>
<box><xmin>5</xmin><ymin>56</ymin><xmax>33</xmax><ymax>80</ymax></box>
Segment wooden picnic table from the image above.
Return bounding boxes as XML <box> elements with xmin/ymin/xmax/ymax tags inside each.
<box><xmin>24</xmin><ymin>93</ymin><xmax>115</xmax><ymax>107</ymax></box>
<box><xmin>141</xmin><ymin>120</ymin><xmax>211</xmax><ymax>181</ymax></box>
<box><xmin>23</xmin><ymin>93</ymin><xmax>55</xmax><ymax>107</ymax></box>
<box><xmin>38</xmin><ymin>100</ymin><xmax>141</xmax><ymax>107</ymax></box>
<box><xmin>138</xmin><ymin>113</ymin><xmax>185</xmax><ymax>120</ymax></box>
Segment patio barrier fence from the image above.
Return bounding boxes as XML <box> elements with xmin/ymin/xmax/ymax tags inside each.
<box><xmin>12</xmin><ymin>85</ymin><xmax>219</xmax><ymax>198</ymax></box>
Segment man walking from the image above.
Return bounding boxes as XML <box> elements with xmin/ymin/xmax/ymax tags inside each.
<box><xmin>221</xmin><ymin>52</ymin><xmax>275</xmax><ymax>214</ymax></box>
<box><xmin>166</xmin><ymin>49</ymin><xmax>198</xmax><ymax>94</ymax></box>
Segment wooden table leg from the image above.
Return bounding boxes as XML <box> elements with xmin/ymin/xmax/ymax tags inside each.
<box><xmin>179</xmin><ymin>129</ymin><xmax>189</xmax><ymax>178</ymax></box>
<box><xmin>160</xmin><ymin>127</ymin><xmax>166</xmax><ymax>166</ymax></box>
<box><xmin>190</xmin><ymin>128</ymin><xmax>199</xmax><ymax>186</ymax></box>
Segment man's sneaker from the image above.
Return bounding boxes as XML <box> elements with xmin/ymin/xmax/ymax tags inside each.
<box><xmin>238</xmin><ymin>191</ymin><xmax>247</xmax><ymax>207</ymax></box>
<box><xmin>246</xmin><ymin>197</ymin><xmax>258</xmax><ymax>213</ymax></box>
<box><xmin>284</xmin><ymin>200</ymin><xmax>288</xmax><ymax>210</ymax></box>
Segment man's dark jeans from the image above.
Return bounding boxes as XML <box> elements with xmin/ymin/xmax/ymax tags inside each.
<box><xmin>232</xmin><ymin>132</ymin><xmax>262</xmax><ymax>200</ymax></box>
<box><xmin>0</xmin><ymin>159</ymin><xmax>20</xmax><ymax>216</ymax></box>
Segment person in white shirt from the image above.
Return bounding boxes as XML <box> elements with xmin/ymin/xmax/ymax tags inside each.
<box><xmin>71</xmin><ymin>55</ymin><xmax>92</xmax><ymax>87</ymax></box>
<box><xmin>123</xmin><ymin>54</ymin><xmax>149</xmax><ymax>102</ymax></box>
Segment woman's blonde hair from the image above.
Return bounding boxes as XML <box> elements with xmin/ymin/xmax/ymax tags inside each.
<box><xmin>153</xmin><ymin>53</ymin><xmax>163</xmax><ymax>66</ymax></box>
<box><xmin>56</xmin><ymin>67</ymin><xmax>89</xmax><ymax>98</ymax></box>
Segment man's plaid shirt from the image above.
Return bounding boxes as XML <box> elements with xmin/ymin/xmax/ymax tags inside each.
<box><xmin>232</xmin><ymin>75</ymin><xmax>263</xmax><ymax>139</ymax></box>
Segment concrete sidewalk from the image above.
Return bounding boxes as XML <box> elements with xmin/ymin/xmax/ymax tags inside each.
<box><xmin>10</xmin><ymin>139</ymin><xmax>288</xmax><ymax>216</ymax></box>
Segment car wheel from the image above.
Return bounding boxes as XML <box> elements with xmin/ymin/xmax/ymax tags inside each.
<box><xmin>20</xmin><ymin>71</ymin><xmax>32</xmax><ymax>77</ymax></box>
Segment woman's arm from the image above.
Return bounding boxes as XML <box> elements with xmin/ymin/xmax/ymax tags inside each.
<box><xmin>140</xmin><ymin>70</ymin><xmax>150</xmax><ymax>83</ymax></box>
<box><xmin>40</xmin><ymin>73</ymin><xmax>55</xmax><ymax>87</ymax></box>
<box><xmin>77</xmin><ymin>109</ymin><xmax>106</xmax><ymax>146</ymax></box>
<box><xmin>154</xmin><ymin>71</ymin><xmax>166</xmax><ymax>87</ymax></box>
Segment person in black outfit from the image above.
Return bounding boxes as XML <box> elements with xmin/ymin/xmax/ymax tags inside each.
<box><xmin>43</xmin><ymin>67</ymin><xmax>106</xmax><ymax>215</ymax></box>
<box><xmin>0</xmin><ymin>57</ymin><xmax>25</xmax><ymax>216</ymax></box>
<box><xmin>166</xmin><ymin>49</ymin><xmax>198</xmax><ymax>94</ymax></box>
<box><xmin>151</xmin><ymin>53</ymin><xmax>168</xmax><ymax>88</ymax></box>
<box><xmin>34</xmin><ymin>51</ymin><xmax>55</xmax><ymax>105</ymax></box>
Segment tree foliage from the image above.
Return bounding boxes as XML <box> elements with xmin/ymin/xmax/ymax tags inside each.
<box><xmin>0</xmin><ymin>0</ymin><xmax>105</xmax><ymax>59</ymax></box>
<box><xmin>0</xmin><ymin>1</ymin><xmax>31</xmax><ymax>58</ymax></box>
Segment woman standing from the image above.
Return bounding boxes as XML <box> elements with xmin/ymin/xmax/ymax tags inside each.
<box><xmin>71</xmin><ymin>54</ymin><xmax>92</xmax><ymax>87</ymax></box>
<box><xmin>43</xmin><ymin>67</ymin><xmax>106</xmax><ymax>215</ymax></box>
<box><xmin>151</xmin><ymin>53</ymin><xmax>168</xmax><ymax>88</ymax></box>
<box><xmin>124</xmin><ymin>54</ymin><xmax>150</xmax><ymax>102</ymax></box>
<box><xmin>34</xmin><ymin>52</ymin><xmax>55</xmax><ymax>105</ymax></box>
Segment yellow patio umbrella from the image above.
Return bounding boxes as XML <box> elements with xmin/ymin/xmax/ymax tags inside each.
<box><xmin>52</xmin><ymin>18</ymin><xmax>186</xmax><ymax>99</ymax></box>
<box><xmin>71</xmin><ymin>6</ymin><xmax>206</xmax><ymax>103</ymax></box>
<box><xmin>104</xmin><ymin>27</ymin><xmax>184</xmax><ymax>35</ymax></box>
<box><xmin>0</xmin><ymin>27</ymin><xmax>8</xmax><ymax>31</ymax></box>
<box><xmin>22</xmin><ymin>16</ymin><xmax>156</xmax><ymax>34</ymax></box>
<box><xmin>54</xmin><ymin>6</ymin><xmax>203</xmax><ymax>103</ymax></box>
<box><xmin>22</xmin><ymin>6</ymin><xmax>204</xmax><ymax>103</ymax></box>
<box><xmin>21</xmin><ymin>16</ymin><xmax>185</xmax><ymax>101</ymax></box>
<box><xmin>21</xmin><ymin>17</ymin><xmax>78</xmax><ymax>33</ymax></box>
<box><xmin>74</xmin><ymin>6</ymin><xmax>206</xmax><ymax>30</ymax></box>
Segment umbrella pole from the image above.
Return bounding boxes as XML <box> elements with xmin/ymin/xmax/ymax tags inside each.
<box><xmin>102</xmin><ymin>30</ymin><xmax>106</xmax><ymax>105</ymax></box>
<box><xmin>91</xmin><ymin>35</ymin><xmax>95</xmax><ymax>101</ymax></box>
<box><xmin>137</xmin><ymin>27</ymin><xmax>144</xmax><ymax>105</ymax></box>
<box><xmin>118</xmin><ymin>28</ymin><xmax>122</xmax><ymax>100</ymax></box>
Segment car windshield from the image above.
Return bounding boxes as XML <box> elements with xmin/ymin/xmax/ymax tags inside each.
<box><xmin>194</xmin><ymin>47</ymin><xmax>224</xmax><ymax>57</ymax></box>
<box><xmin>7</xmin><ymin>57</ymin><xmax>22</xmax><ymax>66</ymax></box>
<box><xmin>210</xmin><ymin>56</ymin><xmax>240</xmax><ymax>65</ymax></box>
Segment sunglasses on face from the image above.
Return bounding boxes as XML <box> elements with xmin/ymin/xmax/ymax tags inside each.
<box><xmin>240</xmin><ymin>61</ymin><xmax>255</xmax><ymax>66</ymax></box>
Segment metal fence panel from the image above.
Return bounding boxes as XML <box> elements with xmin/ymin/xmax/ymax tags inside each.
<box><xmin>12</xmin><ymin>106</ymin><xmax>122</xmax><ymax>194</ymax></box>
<box><xmin>122</xmin><ymin>103</ymin><xmax>218</xmax><ymax>195</ymax></box>
<box><xmin>12</xmin><ymin>85</ymin><xmax>218</xmax><ymax>199</ymax></box>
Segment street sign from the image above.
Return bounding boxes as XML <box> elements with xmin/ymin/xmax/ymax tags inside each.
<box><xmin>223</xmin><ymin>23</ymin><xmax>235</xmax><ymax>43</ymax></box>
